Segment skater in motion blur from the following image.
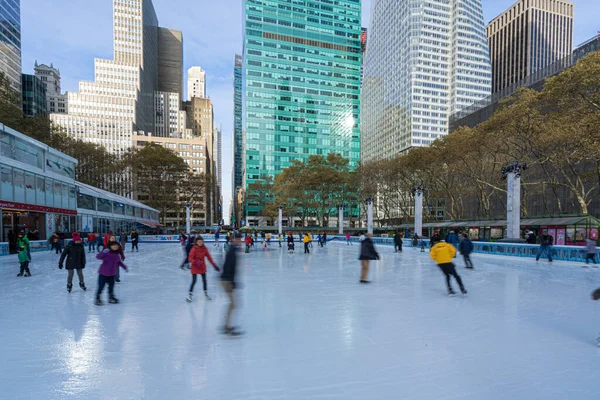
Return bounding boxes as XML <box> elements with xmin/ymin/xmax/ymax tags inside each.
<box><xmin>221</xmin><ymin>234</ymin><xmax>243</xmax><ymax>335</ymax></box>
<box><xmin>179</xmin><ymin>233</ymin><xmax>195</xmax><ymax>269</ymax></box>
<box><xmin>585</xmin><ymin>237</ymin><xmax>597</xmax><ymax>266</ymax></box>
<box><xmin>536</xmin><ymin>232</ymin><xmax>554</xmax><ymax>262</ymax></box>
<box><xmin>346</xmin><ymin>233</ymin><xmax>352</xmax><ymax>245</ymax></box>
<box><xmin>394</xmin><ymin>230</ymin><xmax>403</xmax><ymax>253</ymax></box>
<box><xmin>95</xmin><ymin>240</ymin><xmax>128</xmax><ymax>305</ymax></box>
<box><xmin>430</xmin><ymin>237</ymin><xmax>467</xmax><ymax>296</ymax></box>
<box><xmin>592</xmin><ymin>287</ymin><xmax>600</xmax><ymax>346</ymax></box>
<box><xmin>459</xmin><ymin>233</ymin><xmax>475</xmax><ymax>269</ymax></box>
<box><xmin>359</xmin><ymin>233</ymin><xmax>379</xmax><ymax>283</ymax></box>
<box><xmin>186</xmin><ymin>236</ymin><xmax>220</xmax><ymax>302</ymax></box>
<box><xmin>287</xmin><ymin>232</ymin><xmax>295</xmax><ymax>253</ymax></box>
<box><xmin>131</xmin><ymin>230</ymin><xmax>139</xmax><ymax>252</ymax></box>
<box><xmin>59</xmin><ymin>232</ymin><xmax>86</xmax><ymax>292</ymax></box>
<box><xmin>16</xmin><ymin>231</ymin><xmax>31</xmax><ymax>277</ymax></box>
<box><xmin>107</xmin><ymin>234</ymin><xmax>125</xmax><ymax>283</ymax></box>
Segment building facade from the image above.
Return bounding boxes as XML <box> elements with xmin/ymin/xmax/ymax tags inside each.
<box><xmin>487</xmin><ymin>0</ymin><xmax>574</xmax><ymax>94</ymax></box>
<box><xmin>158</xmin><ymin>28</ymin><xmax>183</xmax><ymax>97</ymax></box>
<box><xmin>21</xmin><ymin>74</ymin><xmax>47</xmax><ymax>117</ymax></box>
<box><xmin>0</xmin><ymin>0</ymin><xmax>21</xmax><ymax>94</ymax></box>
<box><xmin>360</xmin><ymin>0</ymin><xmax>491</xmax><ymax>162</ymax></box>
<box><xmin>243</xmin><ymin>0</ymin><xmax>362</xmax><ymax>220</ymax></box>
<box><xmin>232</xmin><ymin>54</ymin><xmax>243</xmax><ymax>219</ymax></box>
<box><xmin>187</xmin><ymin>66</ymin><xmax>206</xmax><ymax>100</ymax></box>
<box><xmin>34</xmin><ymin>62</ymin><xmax>68</xmax><ymax>114</ymax></box>
<box><xmin>360</xmin><ymin>27</ymin><xmax>367</xmax><ymax>88</ymax></box>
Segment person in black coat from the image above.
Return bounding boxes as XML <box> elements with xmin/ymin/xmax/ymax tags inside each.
<box><xmin>179</xmin><ymin>234</ymin><xmax>196</xmax><ymax>269</ymax></box>
<box><xmin>221</xmin><ymin>234</ymin><xmax>243</xmax><ymax>336</ymax></box>
<box><xmin>359</xmin><ymin>234</ymin><xmax>379</xmax><ymax>283</ymax></box>
<box><xmin>130</xmin><ymin>230</ymin><xmax>139</xmax><ymax>252</ymax></box>
<box><xmin>59</xmin><ymin>232</ymin><xmax>86</xmax><ymax>292</ymax></box>
<box><xmin>394</xmin><ymin>231</ymin><xmax>403</xmax><ymax>253</ymax></box>
<box><xmin>458</xmin><ymin>233</ymin><xmax>474</xmax><ymax>269</ymax></box>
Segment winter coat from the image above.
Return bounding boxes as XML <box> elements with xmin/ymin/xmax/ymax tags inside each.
<box><xmin>59</xmin><ymin>241</ymin><xmax>86</xmax><ymax>270</ymax></box>
<box><xmin>103</xmin><ymin>234</ymin><xmax>111</xmax><ymax>247</ymax></box>
<box><xmin>540</xmin><ymin>234</ymin><xmax>553</xmax><ymax>246</ymax></box>
<box><xmin>188</xmin><ymin>245</ymin><xmax>217</xmax><ymax>275</ymax></box>
<box><xmin>359</xmin><ymin>238</ymin><xmax>379</xmax><ymax>260</ymax></box>
<box><xmin>221</xmin><ymin>243</ymin><xmax>238</xmax><ymax>283</ymax></box>
<box><xmin>49</xmin><ymin>234</ymin><xmax>60</xmax><ymax>244</ymax></box>
<box><xmin>245</xmin><ymin>236</ymin><xmax>252</xmax><ymax>246</ymax></box>
<box><xmin>430</xmin><ymin>242</ymin><xmax>456</xmax><ymax>264</ymax></box>
<box><xmin>87</xmin><ymin>233</ymin><xmax>97</xmax><ymax>243</ymax></box>
<box><xmin>446</xmin><ymin>233</ymin><xmax>459</xmax><ymax>247</ymax></box>
<box><xmin>526</xmin><ymin>233</ymin><xmax>537</xmax><ymax>244</ymax></box>
<box><xmin>17</xmin><ymin>236</ymin><xmax>30</xmax><ymax>253</ymax></box>
<box><xmin>586</xmin><ymin>239</ymin><xmax>597</xmax><ymax>254</ymax></box>
<box><xmin>119</xmin><ymin>234</ymin><xmax>127</xmax><ymax>244</ymax></box>
<box><xmin>287</xmin><ymin>235</ymin><xmax>294</xmax><ymax>244</ymax></box>
<box><xmin>459</xmin><ymin>238</ymin><xmax>474</xmax><ymax>255</ymax></box>
<box><xmin>346</xmin><ymin>234</ymin><xmax>351</xmax><ymax>240</ymax></box>
<box><xmin>96</xmin><ymin>249</ymin><xmax>127</xmax><ymax>276</ymax></box>
<box><xmin>303</xmin><ymin>235</ymin><xmax>312</xmax><ymax>244</ymax></box>
<box><xmin>412</xmin><ymin>236</ymin><xmax>419</xmax><ymax>246</ymax></box>
<box><xmin>184</xmin><ymin>236</ymin><xmax>196</xmax><ymax>255</ymax></box>
<box><xmin>394</xmin><ymin>233</ymin><xmax>403</xmax><ymax>245</ymax></box>
<box><xmin>131</xmin><ymin>232</ymin><xmax>139</xmax><ymax>243</ymax></box>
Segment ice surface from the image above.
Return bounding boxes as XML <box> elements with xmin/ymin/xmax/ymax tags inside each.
<box><xmin>1</xmin><ymin>241</ymin><xmax>600</xmax><ymax>399</ymax></box>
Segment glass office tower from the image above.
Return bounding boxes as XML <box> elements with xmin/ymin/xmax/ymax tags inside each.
<box><xmin>243</xmin><ymin>0</ymin><xmax>362</xmax><ymax>219</ymax></box>
<box><xmin>0</xmin><ymin>0</ymin><xmax>21</xmax><ymax>94</ymax></box>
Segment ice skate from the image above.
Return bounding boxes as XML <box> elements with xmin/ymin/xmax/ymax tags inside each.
<box><xmin>79</xmin><ymin>282</ymin><xmax>87</xmax><ymax>291</ymax></box>
<box><xmin>24</xmin><ymin>270</ymin><xmax>31</xmax><ymax>277</ymax></box>
<box><xmin>17</xmin><ymin>272</ymin><xmax>23</xmax><ymax>277</ymax></box>
<box><xmin>448</xmin><ymin>289</ymin><xmax>457</xmax><ymax>297</ymax></box>
<box><xmin>223</xmin><ymin>326</ymin><xmax>244</xmax><ymax>336</ymax></box>
<box><xmin>204</xmin><ymin>291</ymin><xmax>212</xmax><ymax>300</ymax></box>
<box><xmin>360</xmin><ymin>280</ymin><xmax>371</xmax><ymax>284</ymax></box>
<box><xmin>461</xmin><ymin>288</ymin><xmax>468</xmax><ymax>296</ymax></box>
<box><xmin>109</xmin><ymin>295</ymin><xmax>119</xmax><ymax>304</ymax></box>
<box><xmin>115</xmin><ymin>278</ymin><xmax>121</xmax><ymax>283</ymax></box>
<box><xmin>67</xmin><ymin>283</ymin><xmax>73</xmax><ymax>293</ymax></box>
<box><xmin>186</xmin><ymin>292</ymin><xmax>193</xmax><ymax>303</ymax></box>
<box><xmin>95</xmin><ymin>297</ymin><xmax>103</xmax><ymax>306</ymax></box>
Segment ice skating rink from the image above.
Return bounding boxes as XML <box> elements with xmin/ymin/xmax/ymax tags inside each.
<box><xmin>2</xmin><ymin>241</ymin><xmax>600</xmax><ymax>400</ymax></box>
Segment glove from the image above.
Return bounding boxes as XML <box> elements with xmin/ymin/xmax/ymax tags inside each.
<box><xmin>213</xmin><ymin>266</ymin><xmax>221</xmax><ymax>272</ymax></box>
<box><xmin>193</xmin><ymin>261</ymin><xmax>201</xmax><ymax>268</ymax></box>
<box><xmin>58</xmin><ymin>264</ymin><xmax>63</xmax><ymax>270</ymax></box>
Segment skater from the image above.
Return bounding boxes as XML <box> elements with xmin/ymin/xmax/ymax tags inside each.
<box><xmin>359</xmin><ymin>233</ymin><xmax>379</xmax><ymax>283</ymax></box>
<box><xmin>445</xmin><ymin>230</ymin><xmax>459</xmax><ymax>257</ymax></box>
<box><xmin>412</xmin><ymin>234</ymin><xmax>419</xmax><ymax>249</ymax></box>
<box><xmin>526</xmin><ymin>230</ymin><xmax>537</xmax><ymax>244</ymax></box>
<box><xmin>87</xmin><ymin>232</ymin><xmax>97</xmax><ymax>253</ymax></box>
<box><xmin>103</xmin><ymin>231</ymin><xmax>113</xmax><ymax>248</ymax></box>
<box><xmin>59</xmin><ymin>232</ymin><xmax>86</xmax><ymax>292</ymax></box>
<box><xmin>49</xmin><ymin>232</ymin><xmax>61</xmax><ymax>254</ymax></box>
<box><xmin>266</xmin><ymin>232</ymin><xmax>271</xmax><ymax>246</ymax></box>
<box><xmin>394</xmin><ymin>231</ymin><xmax>403</xmax><ymax>253</ymax></box>
<box><xmin>346</xmin><ymin>233</ymin><xmax>352</xmax><ymax>245</ymax></box>
<box><xmin>459</xmin><ymin>233</ymin><xmax>474</xmax><ymax>269</ymax></box>
<box><xmin>131</xmin><ymin>230</ymin><xmax>139</xmax><ymax>252</ymax></box>
<box><xmin>430</xmin><ymin>237</ymin><xmax>467</xmax><ymax>296</ymax></box>
<box><xmin>359</xmin><ymin>233</ymin><xmax>365</xmax><ymax>242</ymax></box>
<box><xmin>278</xmin><ymin>233</ymin><xmax>283</xmax><ymax>248</ymax></box>
<box><xmin>106</xmin><ymin>234</ymin><xmax>125</xmax><ymax>282</ymax></box>
<box><xmin>303</xmin><ymin>233</ymin><xmax>312</xmax><ymax>254</ymax></box>
<box><xmin>95</xmin><ymin>240</ymin><xmax>128</xmax><ymax>305</ymax></box>
<box><xmin>119</xmin><ymin>231</ymin><xmax>128</xmax><ymax>251</ymax></box>
<box><xmin>323</xmin><ymin>232</ymin><xmax>327</xmax><ymax>246</ymax></box>
<box><xmin>95</xmin><ymin>234</ymin><xmax>104</xmax><ymax>252</ymax></box>
<box><xmin>287</xmin><ymin>232</ymin><xmax>295</xmax><ymax>253</ymax></box>
<box><xmin>316</xmin><ymin>233</ymin><xmax>323</xmax><ymax>248</ymax></box>
<box><xmin>186</xmin><ymin>236</ymin><xmax>220</xmax><ymax>302</ymax></box>
<box><xmin>214</xmin><ymin>229</ymin><xmax>220</xmax><ymax>247</ymax></box>
<box><xmin>179</xmin><ymin>233</ymin><xmax>195</xmax><ymax>269</ymax></box>
<box><xmin>221</xmin><ymin>234</ymin><xmax>243</xmax><ymax>335</ymax></box>
<box><xmin>536</xmin><ymin>232</ymin><xmax>553</xmax><ymax>262</ymax></box>
<box><xmin>16</xmin><ymin>231</ymin><xmax>31</xmax><ymax>277</ymax></box>
<box><xmin>245</xmin><ymin>234</ymin><xmax>252</xmax><ymax>253</ymax></box>
<box><xmin>585</xmin><ymin>237</ymin><xmax>597</xmax><ymax>265</ymax></box>
<box><xmin>419</xmin><ymin>238</ymin><xmax>426</xmax><ymax>252</ymax></box>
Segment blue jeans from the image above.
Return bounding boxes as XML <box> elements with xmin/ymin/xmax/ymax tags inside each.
<box><xmin>536</xmin><ymin>245</ymin><xmax>553</xmax><ymax>261</ymax></box>
<box><xmin>88</xmin><ymin>242</ymin><xmax>95</xmax><ymax>252</ymax></box>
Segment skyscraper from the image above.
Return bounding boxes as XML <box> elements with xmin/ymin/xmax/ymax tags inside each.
<box><xmin>34</xmin><ymin>62</ymin><xmax>68</xmax><ymax>114</ymax></box>
<box><xmin>487</xmin><ymin>0</ymin><xmax>574</xmax><ymax>94</ymax></box>
<box><xmin>0</xmin><ymin>0</ymin><xmax>21</xmax><ymax>94</ymax></box>
<box><xmin>361</xmin><ymin>0</ymin><xmax>491</xmax><ymax>161</ymax></box>
<box><xmin>21</xmin><ymin>74</ymin><xmax>46</xmax><ymax>117</ymax></box>
<box><xmin>187</xmin><ymin>66</ymin><xmax>206</xmax><ymax>99</ymax></box>
<box><xmin>360</xmin><ymin>28</ymin><xmax>367</xmax><ymax>88</ymax></box>
<box><xmin>158</xmin><ymin>28</ymin><xmax>184</xmax><ymax>97</ymax></box>
<box><xmin>50</xmin><ymin>0</ymin><xmax>182</xmax><ymax>153</ymax></box>
<box><xmin>232</xmin><ymin>54</ymin><xmax>243</xmax><ymax>222</ymax></box>
<box><xmin>243</xmin><ymin>0</ymin><xmax>362</xmax><ymax>221</ymax></box>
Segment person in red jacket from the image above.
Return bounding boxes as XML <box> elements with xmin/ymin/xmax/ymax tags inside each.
<box><xmin>103</xmin><ymin>232</ymin><xmax>112</xmax><ymax>248</ymax></box>
<box><xmin>186</xmin><ymin>236</ymin><xmax>220</xmax><ymax>302</ymax></box>
<box><xmin>87</xmin><ymin>232</ymin><xmax>97</xmax><ymax>253</ymax></box>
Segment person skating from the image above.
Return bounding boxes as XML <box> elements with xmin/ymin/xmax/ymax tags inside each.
<box><xmin>245</xmin><ymin>234</ymin><xmax>252</xmax><ymax>253</ymax></box>
<box><xmin>316</xmin><ymin>233</ymin><xmax>322</xmax><ymax>248</ymax></box>
<box><xmin>526</xmin><ymin>230</ymin><xmax>537</xmax><ymax>244</ymax></box>
<box><xmin>303</xmin><ymin>233</ymin><xmax>312</xmax><ymax>254</ymax></box>
<box><xmin>119</xmin><ymin>231</ymin><xmax>128</xmax><ymax>252</ymax></box>
<box><xmin>221</xmin><ymin>234</ymin><xmax>243</xmax><ymax>335</ymax></box>
<box><xmin>214</xmin><ymin>229</ymin><xmax>221</xmax><ymax>247</ymax></box>
<box><xmin>95</xmin><ymin>241</ymin><xmax>128</xmax><ymax>305</ymax></box>
<box><xmin>459</xmin><ymin>233</ymin><xmax>475</xmax><ymax>269</ymax></box>
<box><xmin>16</xmin><ymin>232</ymin><xmax>31</xmax><ymax>277</ymax></box>
<box><xmin>394</xmin><ymin>231</ymin><xmax>403</xmax><ymax>253</ymax></box>
<box><xmin>287</xmin><ymin>232</ymin><xmax>295</xmax><ymax>253</ymax></box>
<box><xmin>359</xmin><ymin>233</ymin><xmax>379</xmax><ymax>283</ymax></box>
<box><xmin>49</xmin><ymin>232</ymin><xmax>61</xmax><ymax>254</ymax></box>
<box><xmin>346</xmin><ymin>233</ymin><xmax>352</xmax><ymax>245</ymax></box>
<box><xmin>430</xmin><ymin>237</ymin><xmax>467</xmax><ymax>296</ymax></box>
<box><xmin>536</xmin><ymin>232</ymin><xmax>554</xmax><ymax>262</ymax></box>
<box><xmin>59</xmin><ymin>232</ymin><xmax>86</xmax><ymax>292</ymax></box>
<box><xmin>106</xmin><ymin>234</ymin><xmax>125</xmax><ymax>282</ymax></box>
<box><xmin>585</xmin><ymin>237</ymin><xmax>597</xmax><ymax>266</ymax></box>
<box><xmin>131</xmin><ymin>230</ymin><xmax>139</xmax><ymax>252</ymax></box>
<box><xmin>323</xmin><ymin>232</ymin><xmax>327</xmax><ymax>246</ymax></box>
<box><xmin>278</xmin><ymin>233</ymin><xmax>283</xmax><ymax>248</ymax></box>
<box><xmin>87</xmin><ymin>232</ymin><xmax>97</xmax><ymax>253</ymax></box>
<box><xmin>95</xmin><ymin>234</ymin><xmax>103</xmax><ymax>252</ymax></box>
<box><xmin>187</xmin><ymin>237</ymin><xmax>220</xmax><ymax>302</ymax></box>
<box><xmin>412</xmin><ymin>234</ymin><xmax>419</xmax><ymax>249</ymax></box>
<box><xmin>445</xmin><ymin>230</ymin><xmax>459</xmax><ymax>257</ymax></box>
<box><xmin>179</xmin><ymin>234</ymin><xmax>195</xmax><ymax>269</ymax></box>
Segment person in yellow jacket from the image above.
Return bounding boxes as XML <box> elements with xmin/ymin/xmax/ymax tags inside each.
<box><xmin>303</xmin><ymin>233</ymin><xmax>312</xmax><ymax>254</ymax></box>
<box><xmin>430</xmin><ymin>238</ymin><xmax>467</xmax><ymax>296</ymax></box>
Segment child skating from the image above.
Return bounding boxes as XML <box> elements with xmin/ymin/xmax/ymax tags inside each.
<box><xmin>187</xmin><ymin>237</ymin><xmax>220</xmax><ymax>302</ymax></box>
<box><xmin>430</xmin><ymin>237</ymin><xmax>467</xmax><ymax>296</ymax></box>
<box><xmin>16</xmin><ymin>234</ymin><xmax>31</xmax><ymax>277</ymax></box>
<box><xmin>95</xmin><ymin>241</ymin><xmax>128</xmax><ymax>305</ymax></box>
<box><xmin>59</xmin><ymin>232</ymin><xmax>86</xmax><ymax>292</ymax></box>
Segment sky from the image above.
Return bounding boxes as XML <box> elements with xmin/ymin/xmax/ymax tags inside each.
<box><xmin>21</xmin><ymin>0</ymin><xmax>600</xmax><ymax>224</ymax></box>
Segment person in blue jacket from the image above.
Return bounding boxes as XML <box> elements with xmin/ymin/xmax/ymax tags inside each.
<box><xmin>459</xmin><ymin>233</ymin><xmax>474</xmax><ymax>269</ymax></box>
<box><xmin>445</xmin><ymin>230</ymin><xmax>459</xmax><ymax>257</ymax></box>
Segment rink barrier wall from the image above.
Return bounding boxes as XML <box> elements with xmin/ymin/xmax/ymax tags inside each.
<box><xmin>0</xmin><ymin>239</ymin><xmax>73</xmax><ymax>256</ymax></box>
<box><xmin>329</xmin><ymin>236</ymin><xmax>596</xmax><ymax>263</ymax></box>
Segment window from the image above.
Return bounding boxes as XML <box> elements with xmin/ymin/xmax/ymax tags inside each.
<box><xmin>13</xmin><ymin>169</ymin><xmax>25</xmax><ymax>203</ymax></box>
<box><xmin>1</xmin><ymin>166</ymin><xmax>12</xmax><ymax>201</ymax></box>
<box><xmin>45</xmin><ymin>178</ymin><xmax>54</xmax><ymax>206</ymax></box>
<box><xmin>97</xmin><ymin>198</ymin><xmax>112</xmax><ymax>213</ymax></box>
<box><xmin>25</xmin><ymin>173</ymin><xmax>35</xmax><ymax>205</ymax></box>
<box><xmin>36</xmin><ymin>176</ymin><xmax>45</xmax><ymax>206</ymax></box>
<box><xmin>77</xmin><ymin>193</ymin><xmax>96</xmax><ymax>210</ymax></box>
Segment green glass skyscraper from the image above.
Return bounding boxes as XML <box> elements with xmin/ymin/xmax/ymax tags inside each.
<box><xmin>243</xmin><ymin>0</ymin><xmax>362</xmax><ymax>221</ymax></box>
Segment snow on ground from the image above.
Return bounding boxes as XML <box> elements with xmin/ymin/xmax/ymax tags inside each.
<box><xmin>1</xmin><ymin>241</ymin><xmax>600</xmax><ymax>399</ymax></box>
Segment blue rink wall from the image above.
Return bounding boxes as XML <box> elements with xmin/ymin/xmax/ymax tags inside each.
<box><xmin>1</xmin><ymin>235</ymin><xmax>596</xmax><ymax>263</ymax></box>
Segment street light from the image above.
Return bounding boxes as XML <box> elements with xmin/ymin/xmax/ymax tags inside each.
<box><xmin>501</xmin><ymin>161</ymin><xmax>527</xmax><ymax>180</ymax></box>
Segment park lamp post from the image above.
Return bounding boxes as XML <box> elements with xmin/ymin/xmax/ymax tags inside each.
<box><xmin>365</xmin><ymin>196</ymin><xmax>374</xmax><ymax>235</ymax></box>
<box><xmin>185</xmin><ymin>202</ymin><xmax>191</xmax><ymax>235</ymax></box>
<box><xmin>411</xmin><ymin>184</ymin><xmax>424</xmax><ymax>238</ymax></box>
<box><xmin>277</xmin><ymin>205</ymin><xmax>283</xmax><ymax>235</ymax></box>
<box><xmin>338</xmin><ymin>203</ymin><xmax>346</xmax><ymax>235</ymax></box>
<box><xmin>501</xmin><ymin>162</ymin><xmax>527</xmax><ymax>241</ymax></box>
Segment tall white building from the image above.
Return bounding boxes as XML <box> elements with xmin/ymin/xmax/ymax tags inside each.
<box><xmin>187</xmin><ymin>66</ymin><xmax>206</xmax><ymax>99</ymax></box>
<box><xmin>34</xmin><ymin>62</ymin><xmax>68</xmax><ymax>114</ymax></box>
<box><xmin>361</xmin><ymin>0</ymin><xmax>492</xmax><ymax>161</ymax></box>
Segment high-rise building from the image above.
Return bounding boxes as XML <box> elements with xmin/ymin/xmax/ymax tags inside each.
<box><xmin>187</xmin><ymin>66</ymin><xmax>206</xmax><ymax>100</ymax></box>
<box><xmin>232</xmin><ymin>54</ymin><xmax>243</xmax><ymax>224</ymax></box>
<box><xmin>0</xmin><ymin>0</ymin><xmax>21</xmax><ymax>94</ymax></box>
<box><xmin>360</xmin><ymin>28</ymin><xmax>367</xmax><ymax>88</ymax></box>
<box><xmin>214</xmin><ymin>125</ymin><xmax>222</xmax><ymax>223</ymax></box>
<box><xmin>50</xmin><ymin>0</ymin><xmax>181</xmax><ymax>154</ymax></box>
<box><xmin>361</xmin><ymin>0</ymin><xmax>491</xmax><ymax>161</ymax></box>
<box><xmin>34</xmin><ymin>62</ymin><xmax>68</xmax><ymax>114</ymax></box>
<box><xmin>158</xmin><ymin>28</ymin><xmax>183</xmax><ymax>97</ymax></box>
<box><xmin>487</xmin><ymin>0</ymin><xmax>574</xmax><ymax>94</ymax></box>
<box><xmin>243</xmin><ymin>0</ymin><xmax>362</xmax><ymax>221</ymax></box>
<box><xmin>21</xmin><ymin>74</ymin><xmax>47</xmax><ymax>117</ymax></box>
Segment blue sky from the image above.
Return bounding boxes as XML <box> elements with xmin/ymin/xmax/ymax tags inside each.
<box><xmin>21</xmin><ymin>0</ymin><xmax>599</xmax><ymax>223</ymax></box>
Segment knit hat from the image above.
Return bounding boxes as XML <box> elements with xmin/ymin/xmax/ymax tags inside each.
<box><xmin>72</xmin><ymin>232</ymin><xmax>82</xmax><ymax>242</ymax></box>
<box><xmin>107</xmin><ymin>241</ymin><xmax>120</xmax><ymax>251</ymax></box>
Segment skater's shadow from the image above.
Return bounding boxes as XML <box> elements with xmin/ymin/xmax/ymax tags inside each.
<box><xmin>60</xmin><ymin>294</ymin><xmax>90</xmax><ymax>342</ymax></box>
